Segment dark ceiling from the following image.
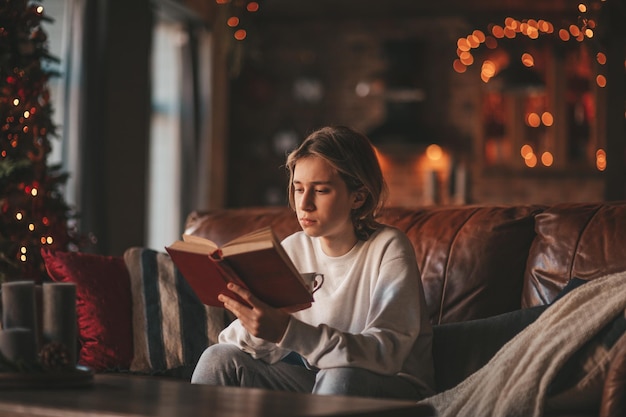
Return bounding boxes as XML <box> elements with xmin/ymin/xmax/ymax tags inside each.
<box><xmin>258</xmin><ymin>0</ymin><xmax>584</xmax><ymax>21</ymax></box>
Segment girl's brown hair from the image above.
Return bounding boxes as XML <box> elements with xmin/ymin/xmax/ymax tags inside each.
<box><xmin>286</xmin><ymin>126</ymin><xmax>388</xmax><ymax>240</ymax></box>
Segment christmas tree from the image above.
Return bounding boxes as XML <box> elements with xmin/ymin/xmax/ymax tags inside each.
<box><xmin>0</xmin><ymin>0</ymin><xmax>81</xmax><ymax>283</ymax></box>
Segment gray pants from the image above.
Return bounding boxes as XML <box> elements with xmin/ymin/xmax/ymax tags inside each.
<box><xmin>191</xmin><ymin>344</ymin><xmax>424</xmax><ymax>400</ymax></box>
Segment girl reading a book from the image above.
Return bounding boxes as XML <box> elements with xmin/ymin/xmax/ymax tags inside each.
<box><xmin>191</xmin><ymin>125</ymin><xmax>435</xmax><ymax>400</ymax></box>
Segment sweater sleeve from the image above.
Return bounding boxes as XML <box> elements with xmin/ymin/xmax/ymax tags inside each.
<box><xmin>277</xmin><ymin>233</ymin><xmax>425</xmax><ymax>375</ymax></box>
<box><xmin>218</xmin><ymin>319</ymin><xmax>290</xmax><ymax>364</ymax></box>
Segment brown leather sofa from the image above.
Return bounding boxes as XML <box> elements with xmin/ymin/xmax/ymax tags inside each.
<box><xmin>184</xmin><ymin>202</ymin><xmax>626</xmax><ymax>417</ymax></box>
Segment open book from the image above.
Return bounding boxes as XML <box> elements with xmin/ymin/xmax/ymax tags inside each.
<box><xmin>165</xmin><ymin>227</ymin><xmax>315</xmax><ymax>310</ymax></box>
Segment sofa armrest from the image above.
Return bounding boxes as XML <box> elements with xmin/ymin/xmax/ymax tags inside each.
<box><xmin>599</xmin><ymin>333</ymin><xmax>626</xmax><ymax>417</ymax></box>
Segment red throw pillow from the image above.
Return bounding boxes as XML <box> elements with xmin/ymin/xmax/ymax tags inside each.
<box><xmin>41</xmin><ymin>249</ymin><xmax>133</xmax><ymax>371</ymax></box>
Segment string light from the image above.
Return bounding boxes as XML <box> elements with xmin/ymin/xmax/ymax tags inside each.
<box><xmin>541</xmin><ymin>152</ymin><xmax>554</xmax><ymax>167</ymax></box>
<box><xmin>215</xmin><ymin>0</ymin><xmax>261</xmax><ymax>42</ymax></box>
<box><xmin>453</xmin><ymin>1</ymin><xmax>609</xmax><ymax>171</ymax></box>
<box><xmin>246</xmin><ymin>2</ymin><xmax>259</xmax><ymax>12</ymax></box>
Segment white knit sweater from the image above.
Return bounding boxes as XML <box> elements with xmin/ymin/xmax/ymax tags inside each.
<box><xmin>218</xmin><ymin>225</ymin><xmax>435</xmax><ymax>394</ymax></box>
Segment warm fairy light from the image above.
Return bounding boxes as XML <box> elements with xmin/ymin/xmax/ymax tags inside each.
<box><xmin>426</xmin><ymin>144</ymin><xmax>443</xmax><ymax>161</ymax></box>
<box><xmin>473</xmin><ymin>30</ymin><xmax>486</xmax><ymax>43</ymax></box>
<box><xmin>23</xmin><ymin>126</ymin><xmax>29</xmax><ymax>133</ymax></box>
<box><xmin>16</xmin><ymin>212</ymin><xmax>23</xmax><ymax>220</ymax></box>
<box><xmin>585</xmin><ymin>29</ymin><xmax>594</xmax><ymax>38</ymax></box>
<box><xmin>36</xmin><ymin>6</ymin><xmax>44</xmax><ymax>14</ymax></box>
<box><xmin>28</xmin><ymin>223</ymin><xmax>35</xmax><ymax>231</ymax></box>
<box><xmin>234</xmin><ymin>29</ymin><xmax>246</xmax><ymax>40</ymax></box>
<box><xmin>569</xmin><ymin>25</ymin><xmax>580</xmax><ymax>37</ymax></box>
<box><xmin>482</xmin><ymin>60</ymin><xmax>496</xmax><ymax>78</ymax></box>
<box><xmin>541</xmin><ymin>152</ymin><xmax>554</xmax><ymax>166</ymax></box>
<box><xmin>596</xmin><ymin>149</ymin><xmax>606</xmax><ymax>171</ymax></box>
<box><xmin>47</xmin><ymin>236</ymin><xmax>53</xmax><ymax>244</ymax></box>
<box><xmin>504</xmin><ymin>27</ymin><xmax>516</xmax><ymax>38</ymax></box>
<box><xmin>40</xmin><ymin>237</ymin><xmax>46</xmax><ymax>244</ymax></box>
<box><xmin>596</xmin><ymin>75</ymin><xmax>607</xmax><ymax>87</ymax></box>
<box><xmin>527</xmin><ymin>113</ymin><xmax>541</xmax><ymax>127</ymax></box>
<box><xmin>12</xmin><ymin>98</ymin><xmax>19</xmax><ymax>106</ymax></box>
<box><xmin>23</xmin><ymin>111</ymin><xmax>30</xmax><ymax>118</ymax></box>
<box><xmin>227</xmin><ymin>16</ymin><xmax>239</xmax><ymax>27</ymax></box>
<box><xmin>596</xmin><ymin>52</ymin><xmax>606</xmax><ymax>64</ymax></box>
<box><xmin>492</xmin><ymin>25</ymin><xmax>505</xmax><ymax>38</ymax></box>
<box><xmin>453</xmin><ymin>59</ymin><xmax>467</xmax><ymax>73</ymax></box>
<box><xmin>524</xmin><ymin>153</ymin><xmax>538</xmax><ymax>168</ymax></box>
<box><xmin>457</xmin><ymin>38</ymin><xmax>470</xmax><ymax>51</ymax></box>
<box><xmin>559</xmin><ymin>29</ymin><xmax>571</xmax><ymax>41</ymax></box>
<box><xmin>541</xmin><ymin>112</ymin><xmax>554</xmax><ymax>126</ymax></box>
<box><xmin>20</xmin><ymin>247</ymin><xmax>27</xmax><ymax>254</ymax></box>
<box><xmin>460</xmin><ymin>52</ymin><xmax>474</xmax><ymax>66</ymax></box>
<box><xmin>520</xmin><ymin>144</ymin><xmax>534</xmax><ymax>159</ymax></box>
<box><xmin>521</xmin><ymin>53</ymin><xmax>534</xmax><ymax>67</ymax></box>
<box><xmin>484</xmin><ymin>36</ymin><xmax>498</xmax><ymax>49</ymax></box>
<box><xmin>247</xmin><ymin>2</ymin><xmax>259</xmax><ymax>12</ymax></box>
<box><xmin>31</xmin><ymin>188</ymin><xmax>38</xmax><ymax>196</ymax></box>
<box><xmin>467</xmin><ymin>35</ymin><xmax>480</xmax><ymax>48</ymax></box>
<box><xmin>578</xmin><ymin>3</ymin><xmax>587</xmax><ymax>13</ymax></box>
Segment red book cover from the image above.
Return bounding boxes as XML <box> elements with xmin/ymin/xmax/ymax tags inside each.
<box><xmin>165</xmin><ymin>246</ymin><xmax>249</xmax><ymax>308</ymax></box>
<box><xmin>165</xmin><ymin>227</ymin><xmax>314</xmax><ymax>310</ymax></box>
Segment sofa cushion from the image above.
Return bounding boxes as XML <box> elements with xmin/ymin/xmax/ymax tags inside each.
<box><xmin>378</xmin><ymin>205</ymin><xmax>544</xmax><ymax>324</ymax></box>
<box><xmin>523</xmin><ymin>202</ymin><xmax>626</xmax><ymax>307</ymax></box>
<box><xmin>432</xmin><ymin>305</ymin><xmax>547</xmax><ymax>392</ymax></box>
<box><xmin>41</xmin><ymin>249</ymin><xmax>133</xmax><ymax>371</ymax></box>
<box><xmin>432</xmin><ymin>278</ymin><xmax>591</xmax><ymax>392</ymax></box>
<box><xmin>124</xmin><ymin>247</ymin><xmax>226</xmax><ymax>376</ymax></box>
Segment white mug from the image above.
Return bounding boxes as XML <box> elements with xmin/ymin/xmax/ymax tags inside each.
<box><xmin>301</xmin><ymin>273</ymin><xmax>324</xmax><ymax>294</ymax></box>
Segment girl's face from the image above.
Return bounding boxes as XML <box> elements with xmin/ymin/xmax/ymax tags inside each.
<box><xmin>293</xmin><ymin>156</ymin><xmax>363</xmax><ymax>256</ymax></box>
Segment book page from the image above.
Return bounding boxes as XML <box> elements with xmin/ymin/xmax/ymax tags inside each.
<box><xmin>220</xmin><ymin>227</ymin><xmax>276</xmax><ymax>257</ymax></box>
<box><xmin>181</xmin><ymin>234</ymin><xmax>219</xmax><ymax>252</ymax></box>
<box><xmin>167</xmin><ymin>240</ymin><xmax>215</xmax><ymax>255</ymax></box>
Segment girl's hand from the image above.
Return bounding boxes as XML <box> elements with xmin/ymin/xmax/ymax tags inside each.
<box><xmin>218</xmin><ymin>283</ymin><xmax>291</xmax><ymax>343</ymax></box>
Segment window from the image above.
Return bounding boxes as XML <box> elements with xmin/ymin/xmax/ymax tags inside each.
<box><xmin>146</xmin><ymin>4</ymin><xmax>212</xmax><ymax>251</ymax></box>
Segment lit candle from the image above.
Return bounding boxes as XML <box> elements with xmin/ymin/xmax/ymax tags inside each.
<box><xmin>42</xmin><ymin>283</ymin><xmax>77</xmax><ymax>367</ymax></box>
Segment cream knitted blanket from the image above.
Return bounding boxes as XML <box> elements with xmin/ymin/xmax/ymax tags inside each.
<box><xmin>419</xmin><ymin>270</ymin><xmax>626</xmax><ymax>417</ymax></box>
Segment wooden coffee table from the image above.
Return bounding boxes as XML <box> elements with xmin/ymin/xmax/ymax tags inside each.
<box><xmin>0</xmin><ymin>374</ymin><xmax>436</xmax><ymax>417</ymax></box>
